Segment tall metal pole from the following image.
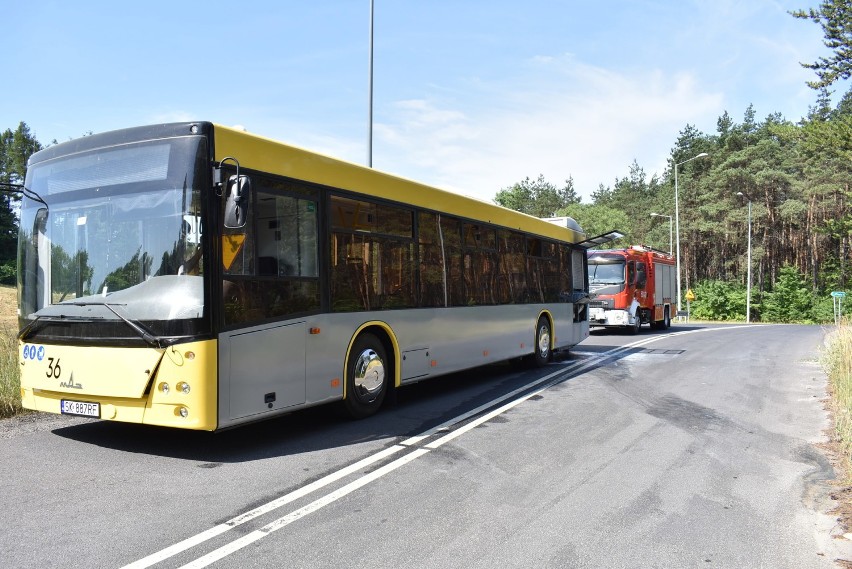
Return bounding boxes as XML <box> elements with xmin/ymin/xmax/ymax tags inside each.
<box><xmin>746</xmin><ymin>198</ymin><xmax>752</xmax><ymax>323</ymax></box>
<box><xmin>674</xmin><ymin>162</ymin><xmax>682</xmax><ymax>313</ymax></box>
<box><xmin>673</xmin><ymin>152</ymin><xmax>708</xmax><ymax>314</ymax></box>
<box><xmin>367</xmin><ymin>0</ymin><xmax>374</xmax><ymax>168</ymax></box>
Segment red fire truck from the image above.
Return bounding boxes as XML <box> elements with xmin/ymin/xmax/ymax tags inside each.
<box><xmin>587</xmin><ymin>245</ymin><xmax>676</xmax><ymax>333</ymax></box>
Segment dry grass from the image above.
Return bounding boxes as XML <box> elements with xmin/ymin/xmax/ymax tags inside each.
<box><xmin>0</xmin><ymin>285</ymin><xmax>21</xmax><ymax>419</ymax></box>
<box><xmin>823</xmin><ymin>321</ymin><xmax>852</xmax><ymax>481</ymax></box>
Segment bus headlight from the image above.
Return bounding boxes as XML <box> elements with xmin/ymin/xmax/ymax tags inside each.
<box><xmin>159</xmin><ymin>382</ymin><xmax>170</xmax><ymax>394</ymax></box>
<box><xmin>177</xmin><ymin>382</ymin><xmax>191</xmax><ymax>394</ymax></box>
<box><xmin>178</xmin><ymin>407</ymin><xmax>189</xmax><ymax>418</ymax></box>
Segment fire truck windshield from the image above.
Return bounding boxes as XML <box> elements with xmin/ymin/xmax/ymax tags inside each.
<box><xmin>588</xmin><ymin>260</ymin><xmax>625</xmax><ymax>285</ymax></box>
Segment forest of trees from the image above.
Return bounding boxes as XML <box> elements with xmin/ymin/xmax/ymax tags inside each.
<box><xmin>0</xmin><ymin>123</ymin><xmax>41</xmax><ymax>285</ymax></box>
<box><xmin>496</xmin><ymin>101</ymin><xmax>852</xmax><ymax>323</ymax></box>
<box><xmin>1</xmin><ymin>1</ymin><xmax>851</xmax><ymax>323</ymax></box>
<box><xmin>493</xmin><ymin>0</ymin><xmax>852</xmax><ymax>323</ymax></box>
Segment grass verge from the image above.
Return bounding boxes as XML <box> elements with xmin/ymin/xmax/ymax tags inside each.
<box><xmin>823</xmin><ymin>320</ymin><xmax>852</xmax><ymax>481</ymax></box>
<box><xmin>0</xmin><ymin>285</ymin><xmax>20</xmax><ymax>419</ymax></box>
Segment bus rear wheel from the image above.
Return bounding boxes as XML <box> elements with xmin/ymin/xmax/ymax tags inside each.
<box><xmin>343</xmin><ymin>333</ymin><xmax>388</xmax><ymax>419</ymax></box>
<box><xmin>531</xmin><ymin>317</ymin><xmax>552</xmax><ymax>367</ymax></box>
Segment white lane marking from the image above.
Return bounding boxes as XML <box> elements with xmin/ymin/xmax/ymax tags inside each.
<box><xmin>119</xmin><ymin>444</ymin><xmax>406</xmax><ymax>569</ymax></box>
<box><xmin>177</xmin><ymin>449</ymin><xmax>431</xmax><ymax>569</ymax></box>
<box><xmin>399</xmin><ymin>362</ymin><xmax>586</xmax><ymax>447</ymax></box>
<box><xmin>123</xmin><ymin>325</ymin><xmax>756</xmax><ymax>568</ymax></box>
<box><xmin>122</xmin><ymin>347</ymin><xmax>615</xmax><ymax>569</ymax></box>
<box><xmin>426</xmin><ymin>353</ymin><xmax>616</xmax><ymax>449</ymax></box>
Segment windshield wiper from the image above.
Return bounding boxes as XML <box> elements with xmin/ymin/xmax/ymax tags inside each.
<box><xmin>67</xmin><ymin>301</ymin><xmax>163</xmax><ymax>348</ymax></box>
<box><xmin>19</xmin><ymin>313</ymin><xmax>108</xmax><ymax>341</ymax></box>
<box><xmin>19</xmin><ymin>315</ymin><xmax>44</xmax><ymax>341</ymax></box>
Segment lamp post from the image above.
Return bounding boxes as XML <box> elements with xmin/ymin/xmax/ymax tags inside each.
<box><xmin>737</xmin><ymin>191</ymin><xmax>753</xmax><ymax>323</ymax></box>
<box><xmin>367</xmin><ymin>0</ymin><xmax>374</xmax><ymax>167</ymax></box>
<box><xmin>674</xmin><ymin>152</ymin><xmax>709</xmax><ymax>313</ymax></box>
<box><xmin>650</xmin><ymin>213</ymin><xmax>673</xmax><ymax>254</ymax></box>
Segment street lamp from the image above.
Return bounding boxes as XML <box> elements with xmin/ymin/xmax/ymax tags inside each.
<box><xmin>674</xmin><ymin>152</ymin><xmax>709</xmax><ymax>313</ymax></box>
<box><xmin>650</xmin><ymin>213</ymin><xmax>673</xmax><ymax>254</ymax></box>
<box><xmin>737</xmin><ymin>191</ymin><xmax>753</xmax><ymax>323</ymax></box>
<box><xmin>367</xmin><ymin>0</ymin><xmax>375</xmax><ymax>167</ymax></box>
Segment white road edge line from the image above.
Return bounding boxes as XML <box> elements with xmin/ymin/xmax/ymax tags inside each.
<box><xmin>122</xmin><ymin>325</ymin><xmax>755</xmax><ymax>568</ymax></box>
<box><xmin>121</xmin><ymin>359</ymin><xmax>592</xmax><ymax>569</ymax></box>
<box><xmin>177</xmin><ymin>449</ymin><xmax>431</xmax><ymax>569</ymax></box>
<box><xmin>398</xmin><ymin>361</ymin><xmax>584</xmax><ymax>447</ymax></box>
<box><xmin>173</xmin><ymin>351</ymin><xmax>612</xmax><ymax>567</ymax></box>
<box><xmin>118</xmin><ymin>444</ymin><xmax>406</xmax><ymax>569</ymax></box>
<box><xmin>425</xmin><ymin>354</ymin><xmax>617</xmax><ymax>449</ymax></box>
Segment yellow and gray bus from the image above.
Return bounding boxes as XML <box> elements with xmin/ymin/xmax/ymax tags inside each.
<box><xmin>17</xmin><ymin>122</ymin><xmax>591</xmax><ymax>430</ymax></box>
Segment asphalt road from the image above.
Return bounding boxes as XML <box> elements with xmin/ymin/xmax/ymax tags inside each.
<box><xmin>1</xmin><ymin>323</ymin><xmax>850</xmax><ymax>568</ymax></box>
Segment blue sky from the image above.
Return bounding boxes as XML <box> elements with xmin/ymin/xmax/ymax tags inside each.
<box><xmin>2</xmin><ymin>1</ymin><xmax>837</xmax><ymax>202</ymax></box>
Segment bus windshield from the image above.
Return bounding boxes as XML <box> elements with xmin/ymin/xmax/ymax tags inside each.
<box><xmin>18</xmin><ymin>136</ymin><xmax>210</xmax><ymax>342</ymax></box>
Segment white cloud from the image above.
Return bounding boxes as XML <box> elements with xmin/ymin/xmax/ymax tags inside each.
<box><xmin>372</xmin><ymin>55</ymin><xmax>723</xmax><ymax>203</ymax></box>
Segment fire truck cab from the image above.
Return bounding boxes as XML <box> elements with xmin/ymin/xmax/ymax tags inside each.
<box><xmin>587</xmin><ymin>245</ymin><xmax>676</xmax><ymax>333</ymax></box>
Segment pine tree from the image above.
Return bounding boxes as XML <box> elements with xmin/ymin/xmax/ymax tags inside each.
<box><xmin>0</xmin><ymin>122</ymin><xmax>43</xmax><ymax>284</ymax></box>
<box><xmin>792</xmin><ymin>0</ymin><xmax>852</xmax><ymax>89</ymax></box>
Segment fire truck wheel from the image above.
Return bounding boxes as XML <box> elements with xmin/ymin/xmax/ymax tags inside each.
<box><xmin>663</xmin><ymin>307</ymin><xmax>671</xmax><ymax>329</ymax></box>
<box><xmin>629</xmin><ymin>313</ymin><xmax>641</xmax><ymax>334</ymax></box>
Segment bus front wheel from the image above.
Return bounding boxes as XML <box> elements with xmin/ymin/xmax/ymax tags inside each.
<box><xmin>344</xmin><ymin>333</ymin><xmax>388</xmax><ymax>419</ymax></box>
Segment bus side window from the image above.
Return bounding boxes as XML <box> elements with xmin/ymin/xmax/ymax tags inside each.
<box><xmin>223</xmin><ymin>180</ymin><xmax>321</xmax><ymax>326</ymax></box>
<box><xmin>330</xmin><ymin>194</ymin><xmax>414</xmax><ymax>311</ymax></box>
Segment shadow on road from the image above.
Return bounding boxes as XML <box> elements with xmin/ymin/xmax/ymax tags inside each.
<box><xmin>49</xmin><ymin>360</ymin><xmax>552</xmax><ymax>464</ymax></box>
<box><xmin>48</xmin><ymin>328</ymin><xmax>692</xmax><ymax>464</ymax></box>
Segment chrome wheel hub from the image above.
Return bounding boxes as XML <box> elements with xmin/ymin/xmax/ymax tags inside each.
<box><xmin>354</xmin><ymin>348</ymin><xmax>385</xmax><ymax>397</ymax></box>
<box><xmin>538</xmin><ymin>325</ymin><xmax>550</xmax><ymax>358</ymax></box>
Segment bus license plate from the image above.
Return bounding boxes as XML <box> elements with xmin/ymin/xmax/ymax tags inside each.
<box><xmin>60</xmin><ymin>400</ymin><xmax>100</xmax><ymax>418</ymax></box>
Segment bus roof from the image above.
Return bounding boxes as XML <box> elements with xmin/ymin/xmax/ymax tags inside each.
<box><xmin>27</xmin><ymin>121</ymin><xmax>586</xmax><ymax>244</ymax></box>
<box><xmin>212</xmin><ymin>123</ymin><xmax>586</xmax><ymax>244</ymax></box>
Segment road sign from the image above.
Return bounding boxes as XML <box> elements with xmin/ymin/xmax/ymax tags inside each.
<box><xmin>685</xmin><ymin>289</ymin><xmax>696</xmax><ymax>302</ymax></box>
<box><xmin>832</xmin><ymin>292</ymin><xmax>846</xmax><ymax>325</ymax></box>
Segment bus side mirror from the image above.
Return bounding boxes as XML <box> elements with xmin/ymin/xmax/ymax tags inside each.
<box><xmin>224</xmin><ymin>175</ymin><xmax>251</xmax><ymax>229</ymax></box>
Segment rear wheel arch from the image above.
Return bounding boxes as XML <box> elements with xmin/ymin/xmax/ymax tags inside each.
<box><xmin>344</xmin><ymin>322</ymin><xmax>400</xmax><ymax>392</ymax></box>
<box><xmin>531</xmin><ymin>311</ymin><xmax>554</xmax><ymax>367</ymax></box>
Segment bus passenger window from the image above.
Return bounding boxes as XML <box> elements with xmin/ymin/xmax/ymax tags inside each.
<box><xmin>256</xmin><ymin>192</ymin><xmax>318</xmax><ymax>277</ymax></box>
<box><xmin>331</xmin><ymin>194</ymin><xmax>414</xmax><ymax>311</ymax></box>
